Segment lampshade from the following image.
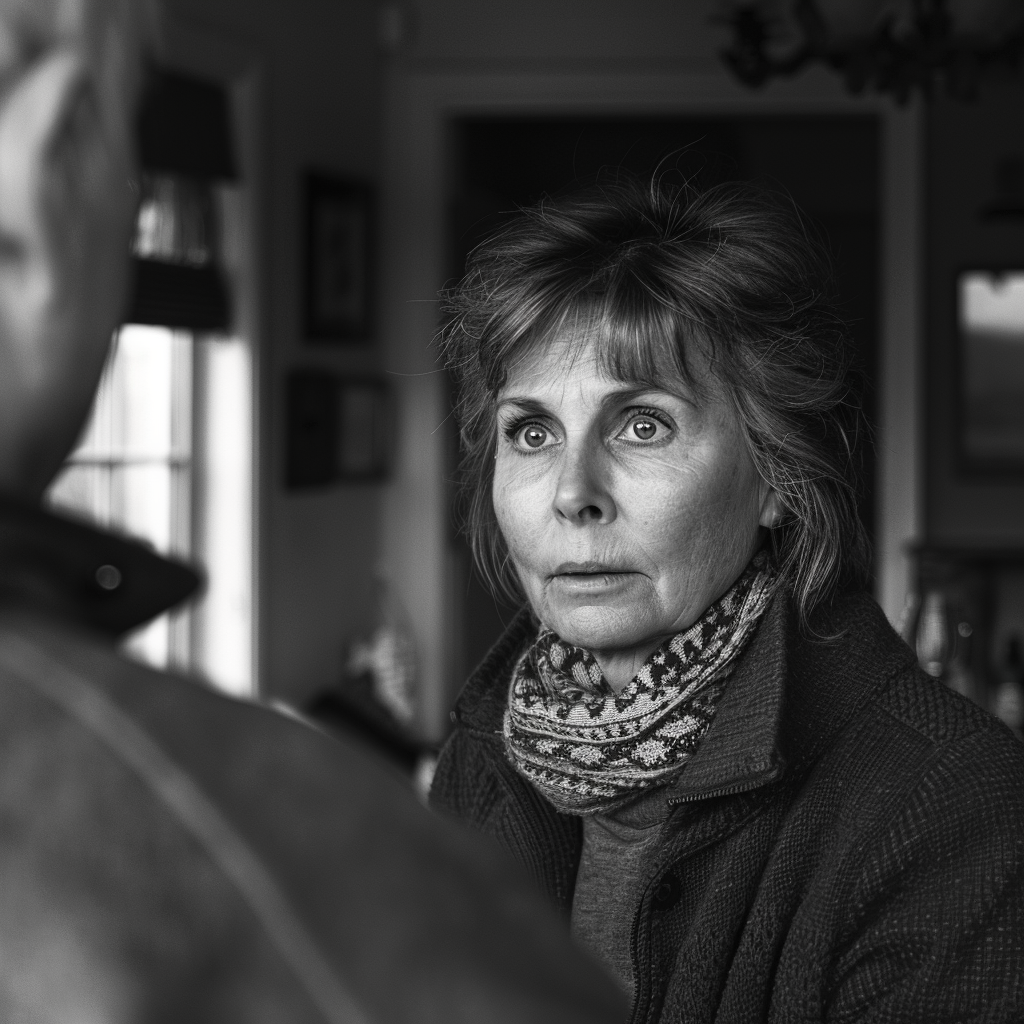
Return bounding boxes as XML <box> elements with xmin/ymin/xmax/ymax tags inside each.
<box><xmin>126</xmin><ymin>69</ymin><xmax>237</xmax><ymax>332</ymax></box>
<box><xmin>137</xmin><ymin>70</ymin><xmax>237</xmax><ymax>182</ymax></box>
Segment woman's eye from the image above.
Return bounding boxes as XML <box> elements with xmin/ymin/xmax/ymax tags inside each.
<box><xmin>513</xmin><ymin>423</ymin><xmax>554</xmax><ymax>450</ymax></box>
<box><xmin>618</xmin><ymin>411</ymin><xmax>670</xmax><ymax>443</ymax></box>
<box><xmin>631</xmin><ymin>418</ymin><xmax>658</xmax><ymax>440</ymax></box>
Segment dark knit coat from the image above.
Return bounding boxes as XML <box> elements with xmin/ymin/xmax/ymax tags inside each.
<box><xmin>431</xmin><ymin>590</ymin><xmax>1024</xmax><ymax>1023</ymax></box>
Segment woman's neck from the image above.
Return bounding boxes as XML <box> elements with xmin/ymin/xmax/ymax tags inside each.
<box><xmin>592</xmin><ymin>642</ymin><xmax>664</xmax><ymax>694</ymax></box>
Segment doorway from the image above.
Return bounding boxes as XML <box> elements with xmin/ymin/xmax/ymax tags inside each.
<box><xmin>445</xmin><ymin>115</ymin><xmax>881</xmax><ymax>690</ymax></box>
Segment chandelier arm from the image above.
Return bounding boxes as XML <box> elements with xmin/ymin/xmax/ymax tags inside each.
<box><xmin>719</xmin><ymin>0</ymin><xmax>1024</xmax><ymax>103</ymax></box>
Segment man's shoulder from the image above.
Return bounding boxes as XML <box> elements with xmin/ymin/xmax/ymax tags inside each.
<box><xmin>0</xmin><ymin>607</ymin><xmax>419</xmax><ymax>837</ymax></box>
<box><xmin>0</xmin><ymin>609</ymin><xmax>627</xmax><ymax>1023</ymax></box>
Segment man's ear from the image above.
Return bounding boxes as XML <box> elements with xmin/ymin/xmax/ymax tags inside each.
<box><xmin>758</xmin><ymin>487</ymin><xmax>784</xmax><ymax>530</ymax></box>
<box><xmin>0</xmin><ymin>48</ymin><xmax>91</xmax><ymax>329</ymax></box>
<box><xmin>0</xmin><ymin>43</ymin><xmax>136</xmax><ymax>498</ymax></box>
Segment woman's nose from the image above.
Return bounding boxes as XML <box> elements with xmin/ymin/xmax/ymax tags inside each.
<box><xmin>552</xmin><ymin>443</ymin><xmax>615</xmax><ymax>524</ymax></box>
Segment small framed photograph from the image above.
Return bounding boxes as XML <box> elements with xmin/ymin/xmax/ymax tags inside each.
<box><xmin>286</xmin><ymin>370</ymin><xmax>391</xmax><ymax>488</ymax></box>
<box><xmin>303</xmin><ymin>173</ymin><xmax>373</xmax><ymax>342</ymax></box>
<box><xmin>958</xmin><ymin>269</ymin><xmax>1024</xmax><ymax>472</ymax></box>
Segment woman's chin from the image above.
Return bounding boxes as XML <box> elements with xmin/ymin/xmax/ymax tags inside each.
<box><xmin>532</xmin><ymin>574</ymin><xmax>649</xmax><ymax>644</ymax></box>
<box><xmin>538</xmin><ymin>602</ymin><xmax>659</xmax><ymax>658</ymax></box>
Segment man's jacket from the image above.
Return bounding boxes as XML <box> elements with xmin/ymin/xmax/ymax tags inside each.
<box><xmin>431</xmin><ymin>589</ymin><xmax>1024</xmax><ymax>1023</ymax></box>
<box><xmin>0</xmin><ymin>497</ymin><xmax>627</xmax><ymax>1024</ymax></box>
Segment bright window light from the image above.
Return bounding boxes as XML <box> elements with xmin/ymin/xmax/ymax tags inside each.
<box><xmin>959</xmin><ymin>271</ymin><xmax>1024</xmax><ymax>468</ymax></box>
<box><xmin>48</xmin><ymin>325</ymin><xmax>192</xmax><ymax>669</ymax></box>
<box><xmin>192</xmin><ymin>336</ymin><xmax>253</xmax><ymax>696</ymax></box>
<box><xmin>46</xmin><ymin>324</ymin><xmax>254</xmax><ymax>696</ymax></box>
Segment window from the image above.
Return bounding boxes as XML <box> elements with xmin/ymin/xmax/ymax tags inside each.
<box><xmin>47</xmin><ymin>323</ymin><xmax>254</xmax><ymax>696</ymax></box>
<box><xmin>48</xmin><ymin>325</ymin><xmax>194</xmax><ymax>670</ymax></box>
<box><xmin>45</xmin><ymin>69</ymin><xmax>254</xmax><ymax>696</ymax></box>
<box><xmin>959</xmin><ymin>270</ymin><xmax>1024</xmax><ymax>470</ymax></box>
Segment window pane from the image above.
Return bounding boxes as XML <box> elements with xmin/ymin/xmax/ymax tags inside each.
<box><xmin>191</xmin><ymin>335</ymin><xmax>252</xmax><ymax>695</ymax></box>
<box><xmin>114</xmin><ymin>463</ymin><xmax>173</xmax><ymax>556</ymax></box>
<box><xmin>960</xmin><ymin>271</ymin><xmax>1024</xmax><ymax>467</ymax></box>
<box><xmin>48</xmin><ymin>464</ymin><xmax>112</xmax><ymax>526</ymax></box>
<box><xmin>124</xmin><ymin>615</ymin><xmax>170</xmax><ymax>672</ymax></box>
<box><xmin>45</xmin><ymin>325</ymin><xmax>193</xmax><ymax>672</ymax></box>
<box><xmin>119</xmin><ymin>327</ymin><xmax>175</xmax><ymax>459</ymax></box>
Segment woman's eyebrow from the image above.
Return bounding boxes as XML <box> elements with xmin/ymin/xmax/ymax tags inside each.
<box><xmin>495</xmin><ymin>396</ymin><xmax>549</xmax><ymax>416</ymax></box>
<box><xmin>598</xmin><ymin>383</ymin><xmax>683</xmax><ymax>409</ymax></box>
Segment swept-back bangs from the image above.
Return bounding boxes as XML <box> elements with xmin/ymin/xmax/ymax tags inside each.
<box><xmin>440</xmin><ymin>176</ymin><xmax>871</xmax><ymax>625</ymax></box>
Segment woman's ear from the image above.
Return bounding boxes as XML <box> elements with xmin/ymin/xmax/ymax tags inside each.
<box><xmin>758</xmin><ymin>488</ymin><xmax>784</xmax><ymax>530</ymax></box>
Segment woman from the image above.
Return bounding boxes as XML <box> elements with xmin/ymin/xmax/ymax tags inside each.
<box><xmin>430</xmin><ymin>177</ymin><xmax>1024</xmax><ymax>1023</ymax></box>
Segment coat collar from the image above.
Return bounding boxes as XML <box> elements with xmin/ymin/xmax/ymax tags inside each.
<box><xmin>0</xmin><ymin>493</ymin><xmax>200</xmax><ymax>637</ymax></box>
<box><xmin>452</xmin><ymin>587</ymin><xmax>916</xmax><ymax>801</ymax></box>
<box><xmin>663</xmin><ymin>590</ymin><xmax>788</xmax><ymax>802</ymax></box>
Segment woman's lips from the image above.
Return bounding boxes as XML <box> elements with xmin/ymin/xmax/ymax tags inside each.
<box><xmin>549</xmin><ymin>564</ymin><xmax>639</xmax><ymax>595</ymax></box>
<box><xmin>552</xmin><ymin>561</ymin><xmax>631</xmax><ymax>575</ymax></box>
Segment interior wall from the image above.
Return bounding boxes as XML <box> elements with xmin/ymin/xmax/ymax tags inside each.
<box><xmin>162</xmin><ymin>0</ymin><xmax>384</xmax><ymax>704</ymax></box>
<box><xmin>153</xmin><ymin>0</ymin><xmax>926</xmax><ymax>718</ymax></box>
<box><xmin>405</xmin><ymin>0</ymin><xmax>726</xmax><ymax>69</ymax></box>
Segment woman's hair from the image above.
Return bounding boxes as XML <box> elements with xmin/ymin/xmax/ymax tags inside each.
<box><xmin>440</xmin><ymin>174</ymin><xmax>871</xmax><ymax>626</ymax></box>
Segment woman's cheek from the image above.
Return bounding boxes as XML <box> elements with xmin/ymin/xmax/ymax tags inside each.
<box><xmin>493</xmin><ymin>475</ymin><xmax>535</xmax><ymax>567</ymax></box>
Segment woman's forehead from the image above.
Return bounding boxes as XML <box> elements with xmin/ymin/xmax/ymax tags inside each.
<box><xmin>498</xmin><ymin>320</ymin><xmax>713</xmax><ymax>400</ymax></box>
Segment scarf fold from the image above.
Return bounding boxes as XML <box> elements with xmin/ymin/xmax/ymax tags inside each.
<box><xmin>502</xmin><ymin>554</ymin><xmax>775</xmax><ymax>815</ymax></box>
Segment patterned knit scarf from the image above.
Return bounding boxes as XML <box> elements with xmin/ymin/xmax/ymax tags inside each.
<box><xmin>503</xmin><ymin>554</ymin><xmax>775</xmax><ymax>815</ymax></box>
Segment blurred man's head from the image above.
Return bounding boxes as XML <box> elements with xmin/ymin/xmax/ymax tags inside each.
<box><xmin>0</xmin><ymin>0</ymin><xmax>153</xmax><ymax>500</ymax></box>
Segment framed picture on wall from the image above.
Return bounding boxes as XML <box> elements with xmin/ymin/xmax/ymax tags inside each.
<box><xmin>286</xmin><ymin>370</ymin><xmax>391</xmax><ymax>488</ymax></box>
<box><xmin>958</xmin><ymin>269</ymin><xmax>1024</xmax><ymax>472</ymax></box>
<box><xmin>303</xmin><ymin>173</ymin><xmax>373</xmax><ymax>342</ymax></box>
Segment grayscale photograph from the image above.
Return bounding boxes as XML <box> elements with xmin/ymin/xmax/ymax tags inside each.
<box><xmin>0</xmin><ymin>0</ymin><xmax>1020</xmax><ymax>1021</ymax></box>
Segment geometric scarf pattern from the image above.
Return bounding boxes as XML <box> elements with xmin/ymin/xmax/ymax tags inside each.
<box><xmin>502</xmin><ymin>553</ymin><xmax>775</xmax><ymax>815</ymax></box>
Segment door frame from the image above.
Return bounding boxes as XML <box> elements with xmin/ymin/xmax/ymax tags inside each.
<box><xmin>380</xmin><ymin>66</ymin><xmax>923</xmax><ymax>740</ymax></box>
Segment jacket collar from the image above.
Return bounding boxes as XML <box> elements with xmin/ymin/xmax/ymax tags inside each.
<box><xmin>0</xmin><ymin>493</ymin><xmax>200</xmax><ymax>637</ymax></box>
<box><xmin>453</xmin><ymin>587</ymin><xmax>916</xmax><ymax>801</ymax></box>
<box><xmin>663</xmin><ymin>589</ymin><xmax>789</xmax><ymax>802</ymax></box>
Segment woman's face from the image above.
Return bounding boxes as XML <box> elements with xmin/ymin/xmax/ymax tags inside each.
<box><xmin>492</xmin><ymin>332</ymin><xmax>778</xmax><ymax>689</ymax></box>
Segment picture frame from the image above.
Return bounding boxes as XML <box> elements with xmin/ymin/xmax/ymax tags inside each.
<box><xmin>286</xmin><ymin>370</ymin><xmax>391</xmax><ymax>487</ymax></box>
<box><xmin>302</xmin><ymin>173</ymin><xmax>373</xmax><ymax>342</ymax></box>
<box><xmin>957</xmin><ymin>268</ymin><xmax>1024</xmax><ymax>474</ymax></box>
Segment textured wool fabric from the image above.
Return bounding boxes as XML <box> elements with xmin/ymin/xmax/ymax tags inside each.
<box><xmin>432</xmin><ymin>588</ymin><xmax>1024</xmax><ymax>1024</ymax></box>
<box><xmin>503</xmin><ymin>556</ymin><xmax>774</xmax><ymax>814</ymax></box>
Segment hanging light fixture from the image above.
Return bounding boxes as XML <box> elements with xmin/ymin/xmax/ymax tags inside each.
<box><xmin>720</xmin><ymin>0</ymin><xmax>1024</xmax><ymax>102</ymax></box>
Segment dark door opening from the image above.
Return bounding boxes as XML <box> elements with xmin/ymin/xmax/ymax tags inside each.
<box><xmin>445</xmin><ymin>115</ymin><xmax>880</xmax><ymax>705</ymax></box>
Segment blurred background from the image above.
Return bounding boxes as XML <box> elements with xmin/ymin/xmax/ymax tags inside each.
<box><xmin>45</xmin><ymin>0</ymin><xmax>1024</xmax><ymax>756</ymax></box>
